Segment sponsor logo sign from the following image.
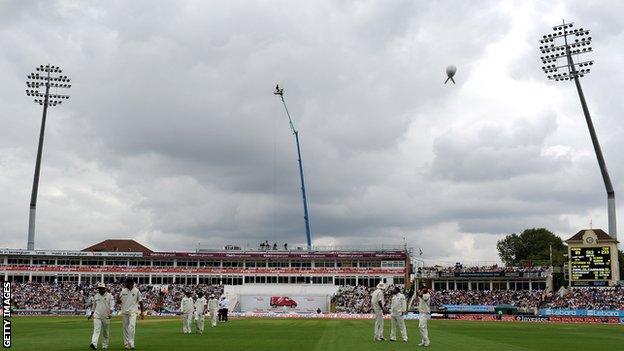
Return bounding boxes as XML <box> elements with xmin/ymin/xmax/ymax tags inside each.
<box><xmin>540</xmin><ymin>308</ymin><xmax>624</xmax><ymax>318</ymax></box>
<box><xmin>441</xmin><ymin>305</ymin><xmax>495</xmax><ymax>313</ymax></box>
<box><xmin>515</xmin><ymin>316</ymin><xmax>549</xmax><ymax>322</ymax></box>
<box><xmin>547</xmin><ymin>316</ymin><xmax>619</xmax><ymax>324</ymax></box>
<box><xmin>2</xmin><ymin>265</ymin><xmax>401</xmax><ymax>276</ymax></box>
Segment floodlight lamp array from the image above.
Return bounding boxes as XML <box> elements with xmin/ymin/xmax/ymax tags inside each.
<box><xmin>539</xmin><ymin>22</ymin><xmax>593</xmax><ymax>82</ymax></box>
<box><xmin>25</xmin><ymin>65</ymin><xmax>71</xmax><ymax>106</ymax></box>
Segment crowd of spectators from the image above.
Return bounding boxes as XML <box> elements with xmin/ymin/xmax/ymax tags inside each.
<box><xmin>12</xmin><ymin>282</ymin><xmax>89</xmax><ymax>310</ymax></box>
<box><xmin>11</xmin><ymin>282</ymin><xmax>624</xmax><ymax>314</ymax></box>
<box><xmin>10</xmin><ymin>282</ymin><xmax>223</xmax><ymax>313</ymax></box>
<box><xmin>418</xmin><ymin>264</ymin><xmax>547</xmax><ymax>277</ymax></box>
<box><xmin>543</xmin><ymin>288</ymin><xmax>624</xmax><ymax>310</ymax></box>
<box><xmin>333</xmin><ymin>286</ymin><xmax>624</xmax><ymax>314</ymax></box>
<box><xmin>429</xmin><ymin>289</ymin><xmax>546</xmax><ymax>310</ymax></box>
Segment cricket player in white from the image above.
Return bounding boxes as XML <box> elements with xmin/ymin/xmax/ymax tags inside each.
<box><xmin>417</xmin><ymin>286</ymin><xmax>431</xmax><ymax>347</ymax></box>
<box><xmin>390</xmin><ymin>286</ymin><xmax>408</xmax><ymax>342</ymax></box>
<box><xmin>194</xmin><ymin>291</ymin><xmax>208</xmax><ymax>334</ymax></box>
<box><xmin>117</xmin><ymin>278</ymin><xmax>145</xmax><ymax>350</ymax></box>
<box><xmin>371</xmin><ymin>282</ymin><xmax>386</xmax><ymax>341</ymax></box>
<box><xmin>88</xmin><ymin>282</ymin><xmax>113</xmax><ymax>350</ymax></box>
<box><xmin>208</xmin><ymin>294</ymin><xmax>219</xmax><ymax>327</ymax></box>
<box><xmin>181</xmin><ymin>291</ymin><xmax>195</xmax><ymax>334</ymax></box>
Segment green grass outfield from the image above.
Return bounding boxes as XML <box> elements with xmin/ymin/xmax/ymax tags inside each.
<box><xmin>9</xmin><ymin>316</ymin><xmax>624</xmax><ymax>351</ymax></box>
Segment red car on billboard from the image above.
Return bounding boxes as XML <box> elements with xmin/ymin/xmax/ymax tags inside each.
<box><xmin>270</xmin><ymin>296</ymin><xmax>298</xmax><ymax>308</ymax></box>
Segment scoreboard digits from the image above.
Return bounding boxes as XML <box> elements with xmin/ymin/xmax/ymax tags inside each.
<box><xmin>570</xmin><ymin>246</ymin><xmax>611</xmax><ymax>281</ymax></box>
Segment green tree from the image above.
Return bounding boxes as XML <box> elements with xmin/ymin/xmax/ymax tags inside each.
<box><xmin>496</xmin><ymin>228</ymin><xmax>566</xmax><ymax>266</ymax></box>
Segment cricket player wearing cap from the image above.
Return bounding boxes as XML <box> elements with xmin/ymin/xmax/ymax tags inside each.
<box><xmin>117</xmin><ymin>278</ymin><xmax>145</xmax><ymax>350</ymax></box>
<box><xmin>88</xmin><ymin>282</ymin><xmax>113</xmax><ymax>350</ymax></box>
<box><xmin>194</xmin><ymin>291</ymin><xmax>208</xmax><ymax>334</ymax></box>
<box><xmin>389</xmin><ymin>286</ymin><xmax>408</xmax><ymax>342</ymax></box>
<box><xmin>417</xmin><ymin>286</ymin><xmax>431</xmax><ymax>347</ymax></box>
<box><xmin>371</xmin><ymin>282</ymin><xmax>386</xmax><ymax>341</ymax></box>
<box><xmin>208</xmin><ymin>294</ymin><xmax>219</xmax><ymax>327</ymax></box>
<box><xmin>181</xmin><ymin>291</ymin><xmax>195</xmax><ymax>334</ymax></box>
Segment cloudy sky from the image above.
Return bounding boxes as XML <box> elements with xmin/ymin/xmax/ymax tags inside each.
<box><xmin>1</xmin><ymin>0</ymin><xmax>623</xmax><ymax>265</ymax></box>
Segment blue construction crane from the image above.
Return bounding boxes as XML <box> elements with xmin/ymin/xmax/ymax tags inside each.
<box><xmin>274</xmin><ymin>84</ymin><xmax>312</xmax><ymax>251</ymax></box>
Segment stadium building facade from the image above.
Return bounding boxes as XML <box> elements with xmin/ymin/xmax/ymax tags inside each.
<box><xmin>0</xmin><ymin>239</ymin><xmax>411</xmax><ymax>288</ymax></box>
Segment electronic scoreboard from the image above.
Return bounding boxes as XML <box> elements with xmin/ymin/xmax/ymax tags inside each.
<box><xmin>569</xmin><ymin>247</ymin><xmax>611</xmax><ymax>285</ymax></box>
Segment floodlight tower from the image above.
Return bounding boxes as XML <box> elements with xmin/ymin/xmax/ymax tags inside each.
<box><xmin>25</xmin><ymin>64</ymin><xmax>71</xmax><ymax>250</ymax></box>
<box><xmin>274</xmin><ymin>85</ymin><xmax>313</xmax><ymax>251</ymax></box>
<box><xmin>539</xmin><ymin>21</ymin><xmax>617</xmax><ymax>242</ymax></box>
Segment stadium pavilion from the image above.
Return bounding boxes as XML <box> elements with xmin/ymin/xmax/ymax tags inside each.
<box><xmin>0</xmin><ymin>239</ymin><xmax>411</xmax><ymax>287</ymax></box>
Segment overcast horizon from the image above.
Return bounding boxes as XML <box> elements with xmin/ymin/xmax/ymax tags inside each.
<box><xmin>1</xmin><ymin>0</ymin><xmax>623</xmax><ymax>266</ymax></box>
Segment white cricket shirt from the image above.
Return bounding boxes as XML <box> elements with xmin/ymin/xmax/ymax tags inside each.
<box><xmin>391</xmin><ymin>293</ymin><xmax>407</xmax><ymax>316</ymax></box>
<box><xmin>208</xmin><ymin>299</ymin><xmax>219</xmax><ymax>311</ymax></box>
<box><xmin>92</xmin><ymin>292</ymin><xmax>113</xmax><ymax>319</ymax></box>
<box><xmin>194</xmin><ymin>297</ymin><xmax>207</xmax><ymax>314</ymax></box>
<box><xmin>181</xmin><ymin>296</ymin><xmax>195</xmax><ymax>314</ymax></box>
<box><xmin>418</xmin><ymin>293</ymin><xmax>431</xmax><ymax>314</ymax></box>
<box><xmin>371</xmin><ymin>288</ymin><xmax>385</xmax><ymax>310</ymax></box>
<box><xmin>120</xmin><ymin>287</ymin><xmax>143</xmax><ymax>314</ymax></box>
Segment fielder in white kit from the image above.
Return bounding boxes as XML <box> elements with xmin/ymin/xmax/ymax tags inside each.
<box><xmin>180</xmin><ymin>291</ymin><xmax>195</xmax><ymax>334</ymax></box>
<box><xmin>194</xmin><ymin>291</ymin><xmax>208</xmax><ymax>334</ymax></box>
<box><xmin>371</xmin><ymin>282</ymin><xmax>386</xmax><ymax>341</ymax></box>
<box><xmin>208</xmin><ymin>294</ymin><xmax>219</xmax><ymax>327</ymax></box>
<box><xmin>88</xmin><ymin>282</ymin><xmax>113</xmax><ymax>350</ymax></box>
<box><xmin>117</xmin><ymin>278</ymin><xmax>145</xmax><ymax>350</ymax></box>
<box><xmin>389</xmin><ymin>286</ymin><xmax>408</xmax><ymax>342</ymax></box>
<box><xmin>417</xmin><ymin>286</ymin><xmax>431</xmax><ymax>347</ymax></box>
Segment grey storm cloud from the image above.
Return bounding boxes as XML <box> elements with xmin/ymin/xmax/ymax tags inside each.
<box><xmin>0</xmin><ymin>0</ymin><xmax>622</xmax><ymax>264</ymax></box>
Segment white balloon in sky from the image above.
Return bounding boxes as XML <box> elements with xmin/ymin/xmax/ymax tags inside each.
<box><xmin>445</xmin><ymin>65</ymin><xmax>457</xmax><ymax>84</ymax></box>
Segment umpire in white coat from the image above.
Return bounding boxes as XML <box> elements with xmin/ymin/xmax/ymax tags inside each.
<box><xmin>88</xmin><ymin>282</ymin><xmax>113</xmax><ymax>350</ymax></box>
<box><xmin>390</xmin><ymin>286</ymin><xmax>408</xmax><ymax>342</ymax></box>
<box><xmin>371</xmin><ymin>282</ymin><xmax>386</xmax><ymax>341</ymax></box>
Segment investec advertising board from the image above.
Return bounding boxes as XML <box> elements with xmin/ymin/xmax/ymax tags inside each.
<box><xmin>239</xmin><ymin>295</ymin><xmax>328</xmax><ymax>313</ymax></box>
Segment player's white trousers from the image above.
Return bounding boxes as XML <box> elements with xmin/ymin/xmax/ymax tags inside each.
<box><xmin>390</xmin><ymin>314</ymin><xmax>407</xmax><ymax>341</ymax></box>
<box><xmin>182</xmin><ymin>313</ymin><xmax>193</xmax><ymax>333</ymax></box>
<box><xmin>210</xmin><ymin>310</ymin><xmax>218</xmax><ymax>327</ymax></box>
<box><xmin>419</xmin><ymin>313</ymin><xmax>430</xmax><ymax>344</ymax></box>
<box><xmin>122</xmin><ymin>313</ymin><xmax>138</xmax><ymax>348</ymax></box>
<box><xmin>373</xmin><ymin>307</ymin><xmax>384</xmax><ymax>339</ymax></box>
<box><xmin>195</xmin><ymin>312</ymin><xmax>205</xmax><ymax>333</ymax></box>
<box><xmin>91</xmin><ymin>318</ymin><xmax>110</xmax><ymax>348</ymax></box>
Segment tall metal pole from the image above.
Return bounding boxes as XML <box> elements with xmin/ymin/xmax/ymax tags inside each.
<box><xmin>274</xmin><ymin>85</ymin><xmax>313</xmax><ymax>250</ymax></box>
<box><xmin>28</xmin><ymin>72</ymin><xmax>50</xmax><ymax>250</ymax></box>
<box><xmin>540</xmin><ymin>21</ymin><xmax>618</xmax><ymax>282</ymax></box>
<box><xmin>25</xmin><ymin>64</ymin><xmax>71</xmax><ymax>250</ymax></box>
<box><xmin>568</xmin><ymin>63</ymin><xmax>617</xmax><ymax>242</ymax></box>
<box><xmin>540</xmin><ymin>21</ymin><xmax>617</xmax><ymax>241</ymax></box>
